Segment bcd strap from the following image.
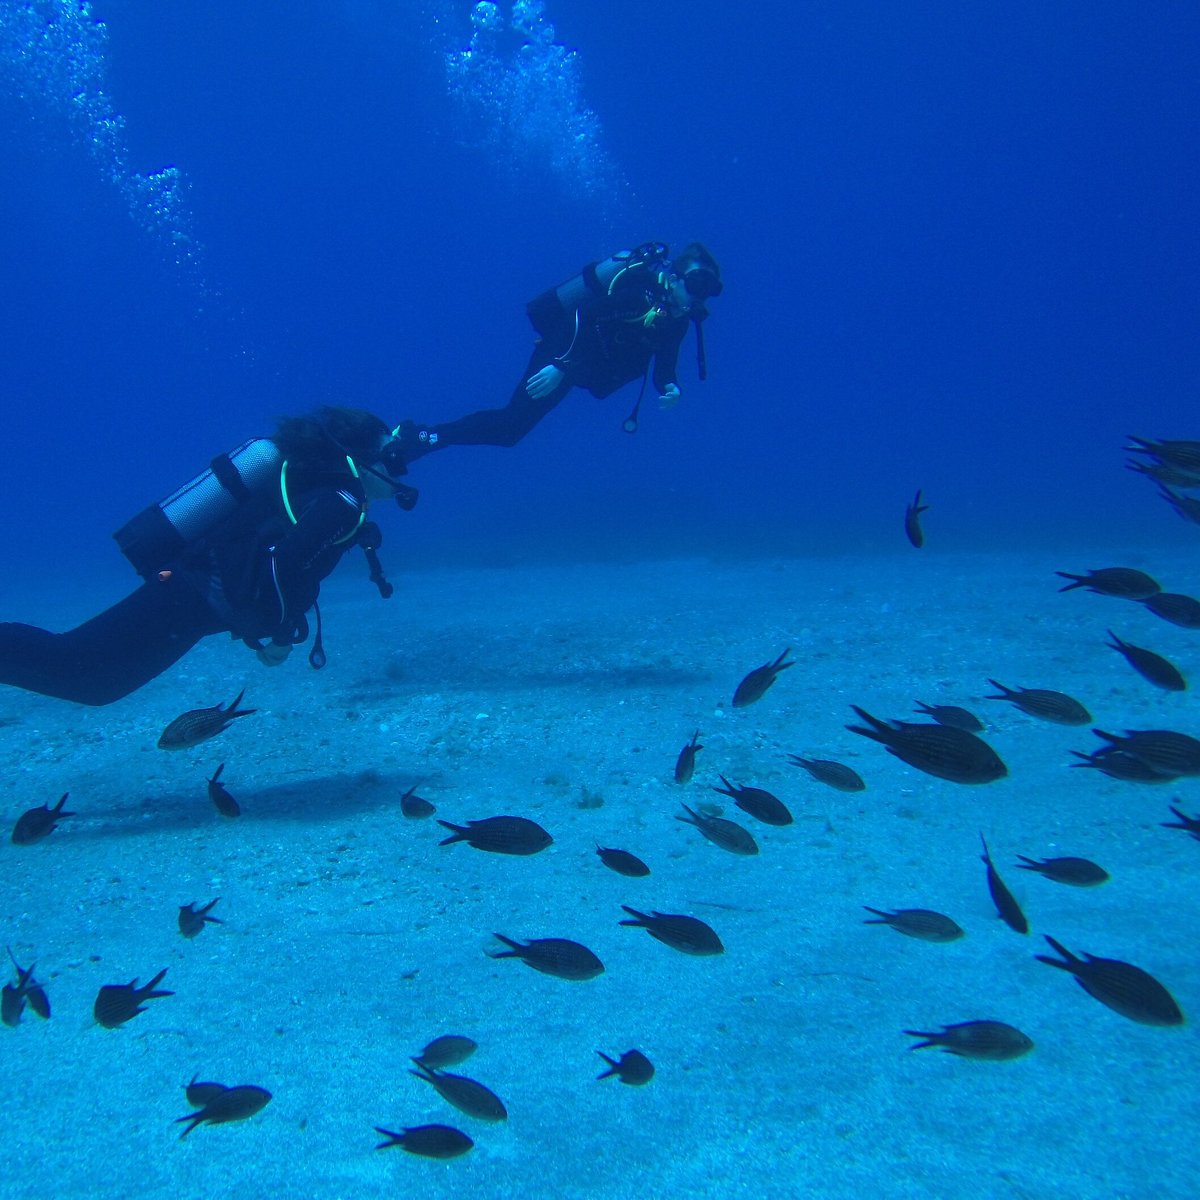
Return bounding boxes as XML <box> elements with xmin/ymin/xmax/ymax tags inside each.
<box><xmin>210</xmin><ymin>452</ymin><xmax>252</xmax><ymax>503</ymax></box>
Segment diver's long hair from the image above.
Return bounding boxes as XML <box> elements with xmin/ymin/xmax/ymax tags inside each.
<box><xmin>272</xmin><ymin>406</ymin><xmax>389</xmax><ymax>473</ymax></box>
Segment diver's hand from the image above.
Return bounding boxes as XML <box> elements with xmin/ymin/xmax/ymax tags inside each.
<box><xmin>257</xmin><ymin>642</ymin><xmax>292</xmax><ymax>668</ymax></box>
<box><xmin>658</xmin><ymin>383</ymin><xmax>682</xmax><ymax>410</ymax></box>
<box><xmin>526</xmin><ymin>364</ymin><xmax>566</xmax><ymax>400</ymax></box>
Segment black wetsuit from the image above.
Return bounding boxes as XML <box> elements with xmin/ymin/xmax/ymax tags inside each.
<box><xmin>404</xmin><ymin>257</ymin><xmax>690</xmax><ymax>458</ymax></box>
<box><xmin>0</xmin><ymin>474</ymin><xmax>368</xmax><ymax>707</ymax></box>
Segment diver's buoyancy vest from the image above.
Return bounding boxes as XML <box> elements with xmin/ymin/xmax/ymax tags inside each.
<box><xmin>114</xmin><ymin>438</ymin><xmax>283</xmax><ymax>578</ymax></box>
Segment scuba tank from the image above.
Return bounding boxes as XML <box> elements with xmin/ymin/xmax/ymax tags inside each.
<box><xmin>526</xmin><ymin>242</ymin><xmax>669</xmax><ymax>339</ymax></box>
<box><xmin>113</xmin><ymin>438</ymin><xmax>283</xmax><ymax>579</ymax></box>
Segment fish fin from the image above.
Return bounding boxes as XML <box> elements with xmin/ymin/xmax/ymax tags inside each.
<box><xmin>436</xmin><ymin>820</ymin><xmax>467</xmax><ymax>845</ymax></box>
<box><xmin>374</xmin><ymin>1127</ymin><xmax>405</xmax><ymax>1149</ymax></box>
<box><xmin>1035</xmin><ymin>934</ymin><xmax>1078</xmax><ymax>970</ymax></box>
<box><xmin>861</xmin><ymin>907</ymin><xmax>889</xmax><ymax>923</ymax></box>
<box><xmin>619</xmin><ymin>905</ymin><xmax>649</xmax><ymax>926</ymax></box>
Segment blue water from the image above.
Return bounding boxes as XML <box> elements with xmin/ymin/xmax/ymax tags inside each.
<box><xmin>1</xmin><ymin>4</ymin><xmax>1198</xmax><ymax>1197</ymax></box>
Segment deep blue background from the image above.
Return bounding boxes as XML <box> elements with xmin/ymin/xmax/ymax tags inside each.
<box><xmin>2</xmin><ymin>1</ymin><xmax>1198</xmax><ymax>586</ymax></box>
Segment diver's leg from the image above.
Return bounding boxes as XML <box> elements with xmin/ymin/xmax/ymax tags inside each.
<box><xmin>0</xmin><ymin>577</ymin><xmax>223</xmax><ymax>706</ymax></box>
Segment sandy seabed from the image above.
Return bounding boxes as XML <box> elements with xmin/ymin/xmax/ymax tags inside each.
<box><xmin>0</xmin><ymin>547</ymin><xmax>1196</xmax><ymax>1200</ymax></box>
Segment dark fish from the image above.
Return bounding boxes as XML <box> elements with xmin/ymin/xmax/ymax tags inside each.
<box><xmin>984</xmin><ymin>679</ymin><xmax>1091</xmax><ymax>725</ymax></box>
<box><xmin>912</xmin><ymin>701</ymin><xmax>984</xmax><ymax>732</ymax></box>
<box><xmin>676</xmin><ymin>803</ymin><xmax>759</xmax><ymax>855</ymax></box>
<box><xmin>596</xmin><ymin>846</ymin><xmax>650</xmax><ymax>878</ymax></box>
<box><xmin>1014</xmin><ymin>856</ymin><xmax>1109</xmax><ymax>887</ymax></box>
<box><xmin>1055</xmin><ymin>567</ymin><xmax>1160</xmax><ymax>599</ymax></box>
<box><xmin>489</xmin><ymin>934</ymin><xmax>604</xmax><ymax>981</ymax></box>
<box><xmin>175</xmin><ymin>1084</ymin><xmax>271</xmax><ymax>1138</ymax></box>
<box><xmin>619</xmin><ymin>906</ymin><xmax>724</xmax><ymax>956</ymax></box>
<box><xmin>1091</xmin><ymin>728</ymin><xmax>1200</xmax><ymax>776</ymax></box>
<box><xmin>1126</xmin><ymin>457</ymin><xmax>1200</xmax><ymax>488</ymax></box>
<box><xmin>374</xmin><ymin>1124</ymin><xmax>473</xmax><ymax>1158</ymax></box>
<box><xmin>862</xmin><ymin>907</ymin><xmax>964</xmax><ymax>943</ymax></box>
<box><xmin>415</xmin><ymin>1034</ymin><xmax>478</xmax><ymax>1070</ymax></box>
<box><xmin>207</xmin><ymin>763</ymin><xmax>240</xmax><ymax>817</ymax></box>
<box><xmin>596</xmin><ymin>1049</ymin><xmax>654</xmax><ymax>1085</ymax></box>
<box><xmin>1141</xmin><ymin>592</ymin><xmax>1200</xmax><ymax>629</ymax></box>
<box><xmin>846</xmin><ymin>707</ymin><xmax>1007</xmax><ymax>784</ymax></box>
<box><xmin>980</xmin><ymin>835</ymin><xmax>1028</xmax><ymax>934</ymax></box>
<box><xmin>11</xmin><ymin>792</ymin><xmax>75</xmax><ymax>845</ymax></box>
<box><xmin>185</xmin><ymin>1076</ymin><xmax>229</xmax><ymax>1108</ymax></box>
<box><xmin>1105</xmin><ymin>631</ymin><xmax>1187</xmax><ymax>691</ymax></box>
<box><xmin>674</xmin><ymin>731</ymin><xmax>703</xmax><ymax>784</ymax></box>
<box><xmin>1069</xmin><ymin>748</ymin><xmax>1177</xmax><ymax>782</ymax></box>
<box><xmin>158</xmin><ymin>688</ymin><xmax>256</xmax><ymax>750</ymax></box>
<box><xmin>410</xmin><ymin>1061</ymin><xmax>507</xmax><ymax>1122</ymax></box>
<box><xmin>1158</xmin><ymin>484</ymin><xmax>1200</xmax><ymax>525</ymax></box>
<box><xmin>1035</xmin><ymin>934</ymin><xmax>1185</xmax><ymax>1026</ymax></box>
<box><xmin>712</xmin><ymin>776</ymin><xmax>793</xmax><ymax>826</ymax></box>
<box><xmin>178</xmin><ymin>898</ymin><xmax>223</xmax><ymax>939</ymax></box>
<box><xmin>1126</xmin><ymin>434</ymin><xmax>1200</xmax><ymax>473</ymax></box>
<box><xmin>6</xmin><ymin>949</ymin><xmax>49</xmax><ymax>1021</ymax></box>
<box><xmin>904</xmin><ymin>488</ymin><xmax>929</xmax><ymax>548</ymax></box>
<box><xmin>905</xmin><ymin>1020</ymin><xmax>1033</xmax><ymax>1060</ymax></box>
<box><xmin>400</xmin><ymin>785</ymin><xmax>436</xmax><ymax>818</ymax></box>
<box><xmin>437</xmin><ymin>816</ymin><xmax>552</xmax><ymax>856</ymax></box>
<box><xmin>1</xmin><ymin>958</ymin><xmax>37</xmax><ymax>1027</ymax></box>
<box><xmin>786</xmin><ymin>754</ymin><xmax>866</xmax><ymax>792</ymax></box>
<box><xmin>1161</xmin><ymin>805</ymin><xmax>1200</xmax><ymax>841</ymax></box>
<box><xmin>732</xmin><ymin>648</ymin><xmax>794</xmax><ymax>708</ymax></box>
<box><xmin>93</xmin><ymin>968</ymin><xmax>173</xmax><ymax>1028</ymax></box>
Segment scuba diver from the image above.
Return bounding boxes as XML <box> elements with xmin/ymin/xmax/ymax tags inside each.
<box><xmin>0</xmin><ymin>406</ymin><xmax>415</xmax><ymax>707</ymax></box>
<box><xmin>394</xmin><ymin>241</ymin><xmax>723</xmax><ymax>460</ymax></box>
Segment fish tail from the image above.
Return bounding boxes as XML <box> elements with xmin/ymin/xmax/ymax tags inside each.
<box><xmin>619</xmin><ymin>905</ymin><xmax>649</xmax><ymax>926</ymax></box>
<box><xmin>902</xmin><ymin>1031</ymin><xmax>937</xmax><ymax>1050</ymax></box>
<box><xmin>1035</xmin><ymin>934</ymin><xmax>1078</xmax><ymax>970</ymax></box>
<box><xmin>1090</xmin><ymin>729</ymin><xmax>1119</xmax><ymax>746</ymax></box>
<box><xmin>52</xmin><ymin>792</ymin><xmax>70</xmax><ymax>813</ymax></box>
<box><xmin>374</xmin><ymin>1127</ymin><xmax>405</xmax><ymax>1149</ymax></box>
<box><xmin>436</xmin><ymin>820</ymin><xmax>467</xmax><ymax>845</ymax></box>
<box><xmin>1055</xmin><ymin>573</ymin><xmax>1086</xmax><ymax>591</ymax></box>
<box><xmin>595</xmin><ymin>1052</ymin><xmax>619</xmax><ymax>1079</ymax></box>
<box><xmin>175</xmin><ymin>1113</ymin><xmax>205</xmax><ymax>1139</ymax></box>
<box><xmin>210</xmin><ymin>763</ymin><xmax>225</xmax><ymax>784</ymax></box>
<box><xmin>984</xmin><ymin>679</ymin><xmax>1013</xmax><ymax>698</ymax></box>
<box><xmin>861</xmin><ymin>907</ymin><xmax>888</xmax><ymax>923</ymax></box>
<box><xmin>772</xmin><ymin>648</ymin><xmax>793</xmax><ymax>669</ymax></box>
<box><xmin>845</xmin><ymin>706</ymin><xmax>891</xmax><ymax>743</ymax></box>
<box><xmin>225</xmin><ymin>687</ymin><xmax>247</xmax><ymax>713</ymax></box>
<box><xmin>490</xmin><ymin>933</ymin><xmax>523</xmax><ymax>955</ymax></box>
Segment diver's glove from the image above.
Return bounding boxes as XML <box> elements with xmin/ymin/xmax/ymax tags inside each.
<box><xmin>391</xmin><ymin>419</ymin><xmax>438</xmax><ymax>464</ymax></box>
<box><xmin>658</xmin><ymin>383</ymin><xmax>682</xmax><ymax>410</ymax></box>
<box><xmin>526</xmin><ymin>364</ymin><xmax>566</xmax><ymax>400</ymax></box>
<box><xmin>256</xmin><ymin>642</ymin><xmax>292</xmax><ymax>668</ymax></box>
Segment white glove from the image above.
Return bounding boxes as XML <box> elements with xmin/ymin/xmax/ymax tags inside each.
<box><xmin>658</xmin><ymin>383</ymin><xmax>682</xmax><ymax>410</ymax></box>
<box><xmin>256</xmin><ymin>642</ymin><xmax>292</xmax><ymax>667</ymax></box>
<box><xmin>525</xmin><ymin>364</ymin><xmax>566</xmax><ymax>400</ymax></box>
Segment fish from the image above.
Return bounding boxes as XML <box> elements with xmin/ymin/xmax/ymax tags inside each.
<box><xmin>178</xmin><ymin>898</ymin><xmax>223</xmax><ymax>939</ymax></box>
<box><xmin>980</xmin><ymin>835</ymin><xmax>1028</xmax><ymax>934</ymax></box>
<box><xmin>437</xmin><ymin>816</ymin><xmax>552</xmax><ymax>855</ymax></box>
<box><xmin>1035</xmin><ymin>935</ymin><xmax>1185</xmax><ymax>1026</ymax></box>
<box><xmin>374</xmin><ymin>1124</ymin><xmax>473</xmax><ymax>1158</ymax></box>
<box><xmin>1161</xmin><ymin>806</ymin><xmax>1200</xmax><ymax>841</ymax></box>
<box><xmin>984</xmin><ymin>679</ymin><xmax>1091</xmax><ymax>725</ymax></box>
<box><xmin>175</xmin><ymin>1084</ymin><xmax>271</xmax><ymax>1138</ymax></box>
<box><xmin>1126</xmin><ymin>434</ymin><xmax>1200</xmax><ymax>473</ymax></box>
<box><xmin>786</xmin><ymin>754</ymin><xmax>866</xmax><ymax>792</ymax></box>
<box><xmin>93</xmin><ymin>968</ymin><xmax>173</xmax><ymax>1028</ymax></box>
<box><xmin>596</xmin><ymin>1049</ymin><xmax>655</xmax><ymax>1085</ymax></box>
<box><xmin>1055</xmin><ymin>567</ymin><xmax>1160</xmax><ymax>599</ymax></box>
<box><xmin>1014</xmin><ymin>856</ymin><xmax>1109</xmax><ymax>887</ymax></box>
<box><xmin>158</xmin><ymin>688</ymin><xmax>256</xmax><ymax>750</ymax></box>
<box><xmin>1126</xmin><ymin>457</ymin><xmax>1200</xmax><ymax>488</ymax></box>
<box><xmin>596</xmin><ymin>846</ymin><xmax>650</xmax><ymax>877</ymax></box>
<box><xmin>674</xmin><ymin>731</ymin><xmax>703</xmax><ymax>784</ymax></box>
<box><xmin>11</xmin><ymin>792</ymin><xmax>75</xmax><ymax>845</ymax></box>
<box><xmin>1090</xmin><ymin>728</ymin><xmax>1200</xmax><ymax>776</ymax></box>
<box><xmin>676</xmin><ymin>804</ymin><xmax>759</xmax><ymax>855</ymax></box>
<box><xmin>732</xmin><ymin>649</ymin><xmax>794</xmax><ymax>708</ymax></box>
<box><xmin>904</xmin><ymin>488</ymin><xmax>929</xmax><ymax>548</ymax></box>
<box><xmin>400</xmin><ymin>785</ymin><xmax>436</xmax><ymax>818</ymax></box>
<box><xmin>1105</xmin><ymin>631</ymin><xmax>1187</xmax><ymax>691</ymax></box>
<box><xmin>207</xmin><ymin>763</ymin><xmax>240</xmax><ymax>817</ymax></box>
<box><xmin>185</xmin><ymin>1076</ymin><xmax>229</xmax><ymax>1108</ymax></box>
<box><xmin>862</xmin><ymin>908</ymin><xmax>964</xmax><ymax>943</ymax></box>
<box><xmin>1157</xmin><ymin>484</ymin><xmax>1200</xmax><ymax>525</ymax></box>
<box><xmin>409</xmin><ymin>1061</ymin><xmax>507</xmax><ymax>1122</ymax></box>
<box><xmin>904</xmin><ymin>1020</ymin><xmax>1033</xmax><ymax>1060</ymax></box>
<box><xmin>619</xmin><ymin>906</ymin><xmax>724</xmax><ymax>956</ymax></box>
<box><xmin>846</xmin><ymin>707</ymin><xmax>1007</xmax><ymax>784</ymax></box>
<box><xmin>712</xmin><ymin>776</ymin><xmax>793</xmax><ymax>826</ymax></box>
<box><xmin>912</xmin><ymin>701</ymin><xmax>984</xmax><ymax>732</ymax></box>
<box><xmin>489</xmin><ymin>934</ymin><xmax>604</xmax><ymax>981</ymax></box>
<box><xmin>1</xmin><ymin>952</ymin><xmax>47</xmax><ymax>1027</ymax></box>
<box><xmin>414</xmin><ymin>1035</ymin><xmax>478</xmax><ymax>1070</ymax></box>
<box><xmin>1068</xmin><ymin>748</ymin><xmax>1177</xmax><ymax>782</ymax></box>
<box><xmin>1140</xmin><ymin>592</ymin><xmax>1200</xmax><ymax>629</ymax></box>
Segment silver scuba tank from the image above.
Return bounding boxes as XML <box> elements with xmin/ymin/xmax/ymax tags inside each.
<box><xmin>113</xmin><ymin>437</ymin><xmax>283</xmax><ymax>578</ymax></box>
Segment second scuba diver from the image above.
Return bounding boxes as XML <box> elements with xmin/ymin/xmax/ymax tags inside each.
<box><xmin>393</xmin><ymin>240</ymin><xmax>723</xmax><ymax>459</ymax></box>
<box><xmin>0</xmin><ymin>406</ymin><xmax>413</xmax><ymax>706</ymax></box>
